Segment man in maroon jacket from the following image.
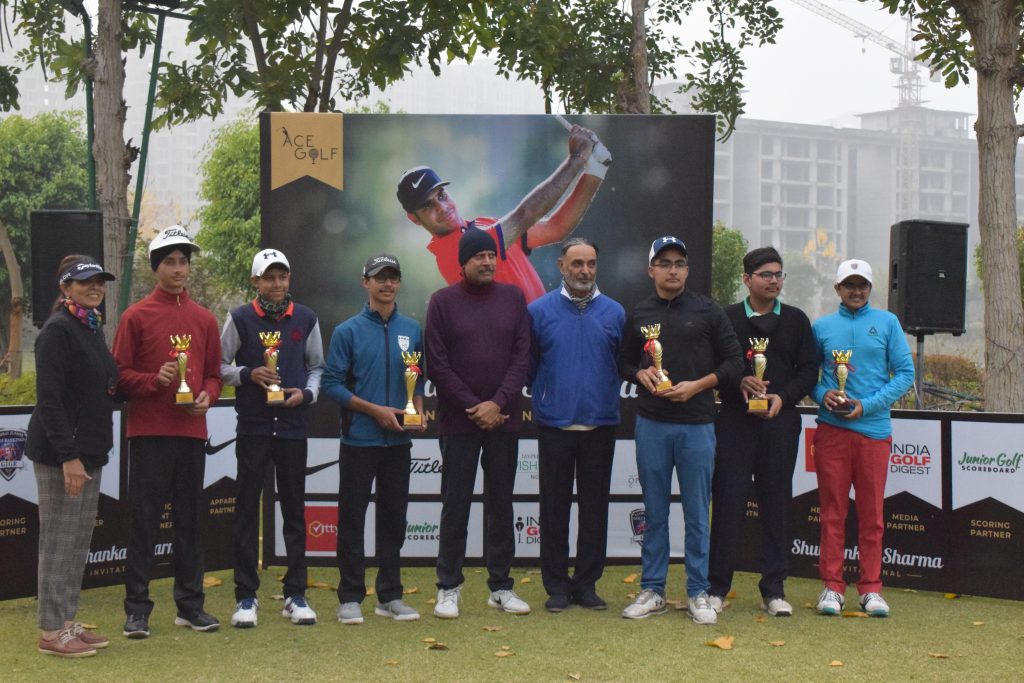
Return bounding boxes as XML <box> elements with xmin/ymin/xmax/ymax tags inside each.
<box><xmin>112</xmin><ymin>226</ymin><xmax>223</xmax><ymax>639</ymax></box>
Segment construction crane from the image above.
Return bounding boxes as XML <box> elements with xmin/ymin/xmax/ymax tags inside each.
<box><xmin>790</xmin><ymin>0</ymin><xmax>927</xmax><ymax>218</ymax></box>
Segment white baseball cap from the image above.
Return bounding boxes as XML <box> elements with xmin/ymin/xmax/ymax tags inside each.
<box><xmin>148</xmin><ymin>224</ymin><xmax>200</xmax><ymax>256</ymax></box>
<box><xmin>835</xmin><ymin>259</ymin><xmax>873</xmax><ymax>285</ymax></box>
<box><xmin>252</xmin><ymin>249</ymin><xmax>290</xmax><ymax>277</ymax></box>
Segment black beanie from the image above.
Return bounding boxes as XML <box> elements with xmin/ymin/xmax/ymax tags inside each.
<box><xmin>150</xmin><ymin>244</ymin><xmax>193</xmax><ymax>271</ymax></box>
<box><xmin>458</xmin><ymin>228</ymin><xmax>498</xmax><ymax>266</ymax></box>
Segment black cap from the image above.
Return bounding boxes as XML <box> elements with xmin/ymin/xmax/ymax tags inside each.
<box><xmin>59</xmin><ymin>260</ymin><xmax>116</xmax><ymax>285</ymax></box>
<box><xmin>458</xmin><ymin>229</ymin><xmax>498</xmax><ymax>266</ymax></box>
<box><xmin>363</xmin><ymin>253</ymin><xmax>401</xmax><ymax>277</ymax></box>
<box><xmin>396</xmin><ymin>166</ymin><xmax>449</xmax><ymax>213</ymax></box>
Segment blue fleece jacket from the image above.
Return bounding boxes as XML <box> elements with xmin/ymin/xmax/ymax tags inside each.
<box><xmin>528</xmin><ymin>288</ymin><xmax>624</xmax><ymax>428</ymax></box>
<box><xmin>811</xmin><ymin>301</ymin><xmax>914</xmax><ymax>439</ymax></box>
<box><xmin>322</xmin><ymin>304</ymin><xmax>424</xmax><ymax>447</ymax></box>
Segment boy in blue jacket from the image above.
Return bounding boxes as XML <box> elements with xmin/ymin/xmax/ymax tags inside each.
<box><xmin>322</xmin><ymin>253</ymin><xmax>425</xmax><ymax>625</ymax></box>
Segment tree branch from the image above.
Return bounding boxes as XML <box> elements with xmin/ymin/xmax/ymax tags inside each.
<box><xmin>239</xmin><ymin>1</ymin><xmax>275</xmax><ymax>108</ymax></box>
<box><xmin>319</xmin><ymin>0</ymin><xmax>354</xmax><ymax>111</ymax></box>
<box><xmin>302</xmin><ymin>0</ymin><xmax>329</xmax><ymax>112</ymax></box>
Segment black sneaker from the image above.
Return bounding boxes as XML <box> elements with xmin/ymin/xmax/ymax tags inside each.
<box><xmin>544</xmin><ymin>594</ymin><xmax>570</xmax><ymax>613</ymax></box>
<box><xmin>123</xmin><ymin>613</ymin><xmax>150</xmax><ymax>639</ymax></box>
<box><xmin>572</xmin><ymin>589</ymin><xmax>608</xmax><ymax>610</ymax></box>
<box><xmin>174</xmin><ymin>610</ymin><xmax>220</xmax><ymax>632</ymax></box>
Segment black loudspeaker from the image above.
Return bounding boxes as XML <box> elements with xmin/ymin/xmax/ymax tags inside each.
<box><xmin>888</xmin><ymin>219</ymin><xmax>968</xmax><ymax>335</ymax></box>
<box><xmin>30</xmin><ymin>210</ymin><xmax>104</xmax><ymax>328</ymax></box>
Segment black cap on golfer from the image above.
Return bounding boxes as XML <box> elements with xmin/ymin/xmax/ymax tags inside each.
<box><xmin>397</xmin><ymin>166</ymin><xmax>449</xmax><ymax>213</ymax></box>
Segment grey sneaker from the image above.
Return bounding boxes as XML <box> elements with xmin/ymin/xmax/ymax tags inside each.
<box><xmin>622</xmin><ymin>589</ymin><xmax>667</xmax><ymax>619</ymax></box>
<box><xmin>859</xmin><ymin>592</ymin><xmax>890</xmax><ymax>617</ymax></box>
<box><xmin>336</xmin><ymin>602</ymin><xmax>364</xmax><ymax>625</ymax></box>
<box><xmin>761</xmin><ymin>596</ymin><xmax>793</xmax><ymax>617</ymax></box>
<box><xmin>487</xmin><ymin>589</ymin><xmax>531</xmax><ymax>614</ymax></box>
<box><xmin>816</xmin><ymin>588</ymin><xmax>845</xmax><ymax>616</ymax></box>
<box><xmin>687</xmin><ymin>592</ymin><xmax>718</xmax><ymax>625</ymax></box>
<box><xmin>375</xmin><ymin>599</ymin><xmax>421</xmax><ymax>622</ymax></box>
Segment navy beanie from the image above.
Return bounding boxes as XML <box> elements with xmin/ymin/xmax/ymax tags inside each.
<box><xmin>458</xmin><ymin>228</ymin><xmax>498</xmax><ymax>266</ymax></box>
<box><xmin>150</xmin><ymin>244</ymin><xmax>193</xmax><ymax>271</ymax></box>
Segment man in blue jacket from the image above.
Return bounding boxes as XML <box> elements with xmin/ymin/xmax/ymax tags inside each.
<box><xmin>811</xmin><ymin>259</ymin><xmax>914</xmax><ymax>618</ymax></box>
<box><xmin>322</xmin><ymin>253</ymin><xmax>425</xmax><ymax>625</ymax></box>
<box><xmin>221</xmin><ymin>249</ymin><xmax>324</xmax><ymax>628</ymax></box>
<box><xmin>529</xmin><ymin>238</ymin><xmax>624</xmax><ymax>612</ymax></box>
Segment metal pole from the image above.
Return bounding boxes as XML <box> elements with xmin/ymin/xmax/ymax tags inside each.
<box><xmin>915</xmin><ymin>333</ymin><xmax>925</xmax><ymax>409</ymax></box>
<box><xmin>120</xmin><ymin>12</ymin><xmax>165</xmax><ymax>312</ymax></box>
<box><xmin>83</xmin><ymin>13</ymin><xmax>96</xmax><ymax>210</ymax></box>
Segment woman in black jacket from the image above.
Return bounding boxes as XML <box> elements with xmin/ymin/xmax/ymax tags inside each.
<box><xmin>26</xmin><ymin>254</ymin><xmax>117</xmax><ymax>658</ymax></box>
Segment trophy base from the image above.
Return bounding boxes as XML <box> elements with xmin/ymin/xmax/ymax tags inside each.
<box><xmin>747</xmin><ymin>398</ymin><xmax>769</xmax><ymax>413</ymax></box>
<box><xmin>830</xmin><ymin>403</ymin><xmax>853</xmax><ymax>415</ymax></box>
<box><xmin>175</xmin><ymin>392</ymin><xmax>194</xmax><ymax>405</ymax></box>
<box><xmin>654</xmin><ymin>379</ymin><xmax>673</xmax><ymax>393</ymax></box>
<box><xmin>403</xmin><ymin>414</ymin><xmax>423</xmax><ymax>430</ymax></box>
<box><xmin>266</xmin><ymin>390</ymin><xmax>286</xmax><ymax>405</ymax></box>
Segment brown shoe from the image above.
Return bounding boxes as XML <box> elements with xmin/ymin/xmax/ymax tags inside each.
<box><xmin>73</xmin><ymin>623</ymin><xmax>110</xmax><ymax>649</ymax></box>
<box><xmin>38</xmin><ymin>627</ymin><xmax>97</xmax><ymax>658</ymax></box>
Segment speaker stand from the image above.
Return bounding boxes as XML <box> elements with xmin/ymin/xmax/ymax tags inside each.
<box><xmin>914</xmin><ymin>333</ymin><xmax>927</xmax><ymax>409</ymax></box>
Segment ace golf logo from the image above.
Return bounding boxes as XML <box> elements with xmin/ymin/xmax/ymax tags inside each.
<box><xmin>0</xmin><ymin>429</ymin><xmax>27</xmax><ymax>482</ymax></box>
<box><xmin>270</xmin><ymin>112</ymin><xmax>343</xmax><ymax>190</ymax></box>
<box><xmin>629</xmin><ymin>508</ymin><xmax>647</xmax><ymax>546</ymax></box>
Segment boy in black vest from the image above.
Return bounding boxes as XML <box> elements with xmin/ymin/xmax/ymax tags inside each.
<box><xmin>221</xmin><ymin>249</ymin><xmax>325</xmax><ymax>627</ymax></box>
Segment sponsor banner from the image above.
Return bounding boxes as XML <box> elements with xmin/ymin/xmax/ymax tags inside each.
<box><xmin>269</xmin><ymin>112</ymin><xmax>343</xmax><ymax>191</ymax></box>
<box><xmin>610</xmin><ymin>440</ymin><xmax>679</xmax><ymax>495</ymax></box>
<box><xmin>299</xmin><ymin>438</ymin><xmax>457</xmax><ymax>497</ymax></box>
<box><xmin>409</xmin><ymin>439</ymin><xmax>445</xmax><ymax>494</ymax></box>
<box><xmin>304</xmin><ymin>438</ymin><xmax>341</xmax><ymax>495</ymax></box>
<box><xmin>516</xmin><ymin>440</ymin><xmax>539</xmax><ymax>495</ymax></box>
<box><xmin>950</xmin><ymin>422</ymin><xmax>1024</xmax><ymax>513</ymax></box>
<box><xmin>607</xmin><ymin>502</ymin><xmax>686</xmax><ymax>560</ymax></box>
<box><xmin>885</xmin><ymin>418</ymin><xmax>941</xmax><ymax>507</ymax></box>
<box><xmin>512</xmin><ymin>502</ymin><xmax>542</xmax><ymax>559</ymax></box>
<box><xmin>793</xmin><ymin>414</ymin><xmax>820</xmax><ymax>497</ymax></box>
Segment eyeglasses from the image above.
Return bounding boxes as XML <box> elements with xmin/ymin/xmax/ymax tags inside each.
<box><xmin>752</xmin><ymin>270</ymin><xmax>786</xmax><ymax>282</ymax></box>
<box><xmin>370</xmin><ymin>273</ymin><xmax>401</xmax><ymax>284</ymax></box>
<box><xmin>839</xmin><ymin>281</ymin><xmax>871</xmax><ymax>292</ymax></box>
<box><xmin>652</xmin><ymin>260</ymin><xmax>688</xmax><ymax>270</ymax></box>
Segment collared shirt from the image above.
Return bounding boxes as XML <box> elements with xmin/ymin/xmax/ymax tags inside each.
<box><xmin>559</xmin><ymin>282</ymin><xmax>601</xmax><ymax>310</ymax></box>
<box><xmin>744</xmin><ymin>297</ymin><xmax>781</xmax><ymax>317</ymax></box>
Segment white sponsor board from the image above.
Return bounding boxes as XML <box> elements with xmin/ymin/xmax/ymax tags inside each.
<box><xmin>0</xmin><ymin>412</ymin><xmax>121</xmax><ymax>504</ymax></box>
<box><xmin>203</xmin><ymin>406</ymin><xmax>238</xmax><ymax>487</ymax></box>
<box><xmin>511</xmin><ymin>501</ymin><xmax>542</xmax><ymax>559</ymax></box>
<box><xmin>610</xmin><ymin>440</ymin><xmax>680</xmax><ymax>496</ymax></box>
<box><xmin>303</xmin><ymin>438</ymin><xmax>340</xmax><ymax>494</ymax></box>
<box><xmin>951</xmin><ymin>421</ymin><xmax>1024</xmax><ymax>513</ymax></box>
<box><xmin>606</xmin><ymin>501</ymin><xmax>686</xmax><ymax>559</ymax></box>
<box><xmin>515</xmin><ymin>440</ymin><xmax>539</xmax><ymax>495</ymax></box>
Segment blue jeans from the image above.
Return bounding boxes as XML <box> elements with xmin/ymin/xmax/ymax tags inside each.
<box><xmin>634</xmin><ymin>416</ymin><xmax>715</xmax><ymax>597</ymax></box>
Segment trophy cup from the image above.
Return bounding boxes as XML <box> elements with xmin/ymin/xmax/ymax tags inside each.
<box><xmin>401</xmin><ymin>351</ymin><xmax>423</xmax><ymax>428</ymax></box>
<box><xmin>640</xmin><ymin>324</ymin><xmax>672</xmax><ymax>393</ymax></box>
<box><xmin>831</xmin><ymin>349</ymin><xmax>853</xmax><ymax>415</ymax></box>
<box><xmin>747</xmin><ymin>338</ymin><xmax>770</xmax><ymax>413</ymax></box>
<box><xmin>258</xmin><ymin>331</ymin><xmax>286</xmax><ymax>405</ymax></box>
<box><xmin>170</xmin><ymin>335</ymin><xmax>194</xmax><ymax>405</ymax></box>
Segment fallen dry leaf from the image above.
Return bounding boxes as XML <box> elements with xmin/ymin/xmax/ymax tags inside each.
<box><xmin>422</xmin><ymin>637</ymin><xmax>436</xmax><ymax>643</ymax></box>
<box><xmin>705</xmin><ymin>635</ymin><xmax>734</xmax><ymax>650</ymax></box>
<box><xmin>803</xmin><ymin>602</ymin><xmax>813</xmax><ymax>609</ymax></box>
<box><xmin>726</xmin><ymin>590</ymin><xmax>737</xmax><ymax>599</ymax></box>
<box><xmin>567</xmin><ymin>674</ymin><xmax>581</xmax><ymax>681</ymax></box>
<box><xmin>829</xmin><ymin>661</ymin><xmax>844</xmax><ymax>667</ymax></box>
<box><xmin>902</xmin><ymin>588</ymin><xmax>917</xmax><ymax>593</ymax></box>
<box><xmin>276</xmin><ymin>574</ymin><xmax>285</xmax><ymax>581</ymax></box>
<box><xmin>427</xmin><ymin>642</ymin><xmax>449</xmax><ymax>651</ymax></box>
<box><xmin>521</xmin><ymin>577</ymin><xmax>532</xmax><ymax>584</ymax></box>
<box><xmin>944</xmin><ymin>593</ymin><xmax>960</xmax><ymax>600</ymax></box>
<box><xmin>386</xmin><ymin>661</ymin><xmax>399</xmax><ymax>666</ymax></box>
<box><xmin>404</xmin><ymin>587</ymin><xmax>419</xmax><ymax>595</ymax></box>
<box><xmin>769</xmin><ymin>641</ymin><xmax>785</xmax><ymax>647</ymax></box>
<box><xmin>366</xmin><ymin>587</ymin><xmax>376</xmax><ymax>595</ymax></box>
<box><xmin>307</xmin><ymin>580</ymin><xmax>331</xmax><ymax>589</ymax></box>
<box><xmin>495</xmin><ymin>651</ymin><xmax>515</xmax><ymax>658</ymax></box>
<box><xmin>202</xmin><ymin>576</ymin><xmax>222</xmax><ymax>588</ymax></box>
<box><xmin>973</xmin><ymin>621</ymin><xmax>984</xmax><ymax>626</ymax></box>
<box><xmin>623</xmin><ymin>573</ymin><xmax>638</xmax><ymax>584</ymax></box>
<box><xmin>928</xmin><ymin>652</ymin><xmax>949</xmax><ymax>659</ymax></box>
<box><xmin>482</xmin><ymin>625</ymin><xmax>504</xmax><ymax>632</ymax></box>
<box><xmin>754</xmin><ymin>616</ymin><xmax>767</xmax><ymax>624</ymax></box>
<box><xmin>271</xmin><ymin>594</ymin><xmax>285</xmax><ymax>601</ymax></box>
<box><xmin>79</xmin><ymin>623</ymin><xmax>98</xmax><ymax>630</ymax></box>
<box><xmin>500</xmin><ymin>645</ymin><xmax>512</xmax><ymax>651</ymax></box>
<box><xmin>427</xmin><ymin>598</ymin><xmax>436</xmax><ymax>605</ymax></box>
<box><xmin>626</xmin><ymin>591</ymin><xmax>638</xmax><ymax>600</ymax></box>
<box><xmin>842</xmin><ymin>611</ymin><xmax>869</xmax><ymax>618</ymax></box>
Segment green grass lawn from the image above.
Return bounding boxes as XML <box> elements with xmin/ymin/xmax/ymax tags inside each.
<box><xmin>3</xmin><ymin>565</ymin><xmax>1021</xmax><ymax>682</ymax></box>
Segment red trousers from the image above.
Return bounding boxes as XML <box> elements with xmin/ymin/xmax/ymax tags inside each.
<box><xmin>813</xmin><ymin>422</ymin><xmax>891</xmax><ymax>594</ymax></box>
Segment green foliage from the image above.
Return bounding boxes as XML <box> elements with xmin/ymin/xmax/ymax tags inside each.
<box><xmin>973</xmin><ymin>226</ymin><xmax>1024</xmax><ymax>301</ymax></box>
<box><xmin>195</xmin><ymin>119</ymin><xmax>261</xmax><ymax>299</ymax></box>
<box><xmin>0</xmin><ymin>370</ymin><xmax>35</xmax><ymax>404</ymax></box>
<box><xmin>0</xmin><ymin>112</ymin><xmax>89</xmax><ymax>350</ymax></box>
<box><xmin>710</xmin><ymin>220</ymin><xmax>747</xmax><ymax>306</ymax></box>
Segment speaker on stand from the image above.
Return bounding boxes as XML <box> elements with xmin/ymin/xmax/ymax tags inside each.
<box><xmin>30</xmin><ymin>210</ymin><xmax>105</xmax><ymax>328</ymax></box>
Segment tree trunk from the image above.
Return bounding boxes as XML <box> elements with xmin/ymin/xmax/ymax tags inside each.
<box><xmin>94</xmin><ymin>0</ymin><xmax>131</xmax><ymax>340</ymax></box>
<box><xmin>966</xmin><ymin>0</ymin><xmax>1024</xmax><ymax>412</ymax></box>
<box><xmin>0</xmin><ymin>218</ymin><xmax>24</xmax><ymax>377</ymax></box>
<box><xmin>616</xmin><ymin>0</ymin><xmax>651</xmax><ymax>113</ymax></box>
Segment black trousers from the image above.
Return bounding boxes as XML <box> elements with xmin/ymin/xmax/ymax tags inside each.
<box><xmin>708</xmin><ymin>408</ymin><xmax>801</xmax><ymax>599</ymax></box>
<box><xmin>436</xmin><ymin>431</ymin><xmax>518</xmax><ymax>592</ymax></box>
<box><xmin>538</xmin><ymin>426</ymin><xmax>616</xmax><ymax>598</ymax></box>
<box><xmin>336</xmin><ymin>443</ymin><xmax>411</xmax><ymax>604</ymax></box>
<box><xmin>234</xmin><ymin>434</ymin><xmax>308</xmax><ymax>601</ymax></box>
<box><xmin>124</xmin><ymin>437</ymin><xmax>206</xmax><ymax>617</ymax></box>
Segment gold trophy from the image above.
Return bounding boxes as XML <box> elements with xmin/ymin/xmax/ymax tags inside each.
<box><xmin>259</xmin><ymin>331</ymin><xmax>286</xmax><ymax>405</ymax></box>
<box><xmin>401</xmin><ymin>351</ymin><xmax>423</xmax><ymax>428</ymax></box>
<box><xmin>170</xmin><ymin>335</ymin><xmax>194</xmax><ymax>405</ymax></box>
<box><xmin>747</xmin><ymin>338</ymin><xmax>770</xmax><ymax>413</ymax></box>
<box><xmin>640</xmin><ymin>324</ymin><xmax>672</xmax><ymax>393</ymax></box>
<box><xmin>831</xmin><ymin>349</ymin><xmax>853</xmax><ymax>415</ymax></box>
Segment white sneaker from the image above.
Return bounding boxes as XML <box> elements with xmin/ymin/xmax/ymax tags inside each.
<box><xmin>375</xmin><ymin>599</ymin><xmax>421</xmax><ymax>622</ymax></box>
<box><xmin>687</xmin><ymin>592</ymin><xmax>718</xmax><ymax>625</ymax></box>
<box><xmin>282</xmin><ymin>596</ymin><xmax>317</xmax><ymax>625</ymax></box>
<box><xmin>622</xmin><ymin>589</ymin><xmax>667</xmax><ymax>619</ymax></box>
<box><xmin>859</xmin><ymin>592</ymin><xmax>890</xmax><ymax>617</ymax></box>
<box><xmin>487</xmin><ymin>589</ymin><xmax>531</xmax><ymax>614</ymax></box>
<box><xmin>816</xmin><ymin>588</ymin><xmax>845</xmax><ymax>616</ymax></box>
<box><xmin>337</xmin><ymin>602</ymin><xmax>364</xmax><ymax>625</ymax></box>
<box><xmin>231</xmin><ymin>598</ymin><xmax>258</xmax><ymax>628</ymax></box>
<box><xmin>761</xmin><ymin>596</ymin><xmax>793</xmax><ymax>617</ymax></box>
<box><xmin>707</xmin><ymin>594</ymin><xmax>724</xmax><ymax>614</ymax></box>
<box><xmin>434</xmin><ymin>587</ymin><xmax>461</xmax><ymax>619</ymax></box>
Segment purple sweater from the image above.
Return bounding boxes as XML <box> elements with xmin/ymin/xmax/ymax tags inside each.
<box><xmin>425</xmin><ymin>279</ymin><xmax>531</xmax><ymax>434</ymax></box>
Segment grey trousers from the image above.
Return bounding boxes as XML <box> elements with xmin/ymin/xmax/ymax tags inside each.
<box><xmin>35</xmin><ymin>461</ymin><xmax>102</xmax><ymax>630</ymax></box>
